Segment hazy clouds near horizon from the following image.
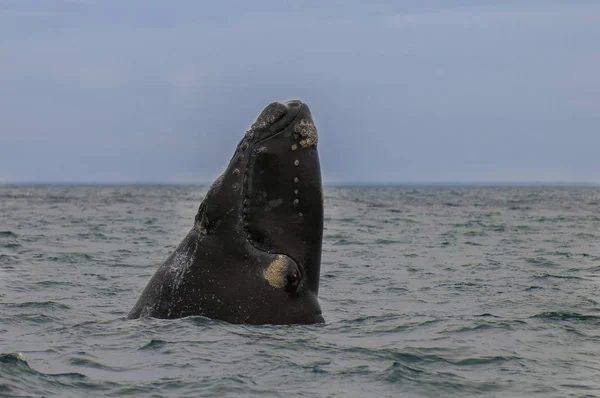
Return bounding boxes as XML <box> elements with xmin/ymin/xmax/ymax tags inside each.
<box><xmin>1</xmin><ymin>1</ymin><xmax>599</xmax><ymax>183</ymax></box>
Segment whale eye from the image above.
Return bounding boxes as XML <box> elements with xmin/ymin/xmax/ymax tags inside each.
<box><xmin>285</xmin><ymin>267</ymin><xmax>302</xmax><ymax>293</ymax></box>
<box><xmin>288</xmin><ymin>272</ymin><xmax>299</xmax><ymax>287</ymax></box>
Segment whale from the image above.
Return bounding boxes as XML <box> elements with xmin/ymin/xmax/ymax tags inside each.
<box><xmin>128</xmin><ymin>100</ymin><xmax>324</xmax><ymax>324</ymax></box>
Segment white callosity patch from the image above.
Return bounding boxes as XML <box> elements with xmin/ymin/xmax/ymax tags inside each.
<box><xmin>263</xmin><ymin>255</ymin><xmax>292</xmax><ymax>289</ymax></box>
<box><xmin>293</xmin><ymin>119</ymin><xmax>318</xmax><ymax>148</ymax></box>
<box><xmin>247</xmin><ymin>103</ymin><xmax>287</xmax><ymax>135</ymax></box>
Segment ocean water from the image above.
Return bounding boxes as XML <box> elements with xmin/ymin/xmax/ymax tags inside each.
<box><xmin>1</xmin><ymin>185</ymin><xmax>599</xmax><ymax>397</ymax></box>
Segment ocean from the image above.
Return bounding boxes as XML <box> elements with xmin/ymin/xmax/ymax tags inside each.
<box><xmin>1</xmin><ymin>185</ymin><xmax>599</xmax><ymax>397</ymax></box>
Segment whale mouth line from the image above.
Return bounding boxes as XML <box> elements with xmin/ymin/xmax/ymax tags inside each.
<box><xmin>240</xmin><ymin>101</ymin><xmax>312</xmax><ymax>286</ymax></box>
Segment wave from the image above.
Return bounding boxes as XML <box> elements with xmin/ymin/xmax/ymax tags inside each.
<box><xmin>0</xmin><ymin>353</ymin><xmax>89</xmax><ymax>397</ymax></box>
<box><xmin>531</xmin><ymin>311</ymin><xmax>600</xmax><ymax>323</ymax></box>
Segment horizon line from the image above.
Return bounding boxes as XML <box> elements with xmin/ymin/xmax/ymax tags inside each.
<box><xmin>2</xmin><ymin>181</ymin><xmax>600</xmax><ymax>187</ymax></box>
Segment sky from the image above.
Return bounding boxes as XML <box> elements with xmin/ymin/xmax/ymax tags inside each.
<box><xmin>1</xmin><ymin>0</ymin><xmax>599</xmax><ymax>184</ymax></box>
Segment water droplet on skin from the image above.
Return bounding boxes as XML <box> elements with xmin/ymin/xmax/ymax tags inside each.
<box><xmin>294</xmin><ymin>189</ymin><xmax>299</xmax><ymax>195</ymax></box>
<box><xmin>298</xmin><ymin>212</ymin><xmax>303</xmax><ymax>217</ymax></box>
<box><xmin>294</xmin><ymin>160</ymin><xmax>300</xmax><ymax>166</ymax></box>
<box><xmin>233</xmin><ymin>169</ymin><xmax>240</xmax><ymax>176</ymax></box>
<box><xmin>293</xmin><ymin>199</ymin><xmax>299</xmax><ymax>206</ymax></box>
<box><xmin>238</xmin><ymin>154</ymin><xmax>244</xmax><ymax>162</ymax></box>
<box><xmin>291</xmin><ymin>144</ymin><xmax>298</xmax><ymax>151</ymax></box>
<box><xmin>294</xmin><ymin>177</ymin><xmax>299</xmax><ymax>183</ymax></box>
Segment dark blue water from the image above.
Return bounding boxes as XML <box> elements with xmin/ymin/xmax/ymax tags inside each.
<box><xmin>1</xmin><ymin>185</ymin><xmax>599</xmax><ymax>397</ymax></box>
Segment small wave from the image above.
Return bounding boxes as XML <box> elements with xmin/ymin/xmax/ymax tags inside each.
<box><xmin>47</xmin><ymin>253</ymin><xmax>95</xmax><ymax>264</ymax></box>
<box><xmin>451</xmin><ymin>356</ymin><xmax>517</xmax><ymax>366</ymax></box>
<box><xmin>533</xmin><ymin>273</ymin><xmax>582</xmax><ymax>280</ymax></box>
<box><xmin>13</xmin><ymin>313</ymin><xmax>60</xmax><ymax>324</ymax></box>
<box><xmin>526</xmin><ymin>257</ymin><xmax>559</xmax><ymax>267</ymax></box>
<box><xmin>397</xmin><ymin>217</ymin><xmax>417</xmax><ymax>224</ymax></box>
<box><xmin>453</xmin><ymin>222</ymin><xmax>481</xmax><ymax>228</ymax></box>
<box><xmin>337</xmin><ymin>364</ymin><xmax>371</xmax><ymax>376</ymax></box>
<box><xmin>2</xmin><ymin>352</ymin><xmax>86</xmax><ymax>379</ymax></box>
<box><xmin>537</xmin><ymin>216</ymin><xmax>570</xmax><ymax>223</ymax></box>
<box><xmin>0</xmin><ymin>352</ymin><xmax>29</xmax><ymax>366</ymax></box>
<box><xmin>575</xmin><ymin>232</ymin><xmax>596</xmax><ymax>239</ymax></box>
<box><xmin>108</xmin><ymin>263</ymin><xmax>149</xmax><ymax>269</ymax></box>
<box><xmin>545</xmin><ymin>251</ymin><xmax>572</xmax><ymax>257</ymax></box>
<box><xmin>449</xmin><ymin>320</ymin><xmax>525</xmax><ymax>333</ymax></box>
<box><xmin>2</xmin><ymin>243</ymin><xmax>21</xmax><ymax>249</ymax></box>
<box><xmin>370</xmin><ymin>319</ymin><xmax>441</xmax><ymax>334</ymax></box>
<box><xmin>383</xmin><ymin>361</ymin><xmax>424</xmax><ymax>383</ymax></box>
<box><xmin>531</xmin><ymin>311</ymin><xmax>600</xmax><ymax>322</ymax></box>
<box><xmin>332</xmin><ymin>239</ymin><xmax>364</xmax><ymax>246</ymax></box>
<box><xmin>0</xmin><ymin>352</ymin><xmax>88</xmax><ymax>395</ymax></box>
<box><xmin>0</xmin><ymin>253</ymin><xmax>19</xmax><ymax>264</ymax></box>
<box><xmin>437</xmin><ymin>282</ymin><xmax>479</xmax><ymax>289</ymax></box>
<box><xmin>68</xmin><ymin>357</ymin><xmax>118</xmax><ymax>372</ymax></box>
<box><xmin>451</xmin><ymin>324</ymin><xmax>494</xmax><ymax>333</ymax></box>
<box><xmin>509</xmin><ymin>206</ymin><xmax>532</xmax><ymax>211</ymax></box>
<box><xmin>463</xmin><ymin>231</ymin><xmax>486</xmax><ymax>237</ymax></box>
<box><xmin>307</xmin><ymin>360</ymin><xmax>331</xmax><ymax>374</ymax></box>
<box><xmin>0</xmin><ymin>231</ymin><xmax>18</xmax><ymax>238</ymax></box>
<box><xmin>381</xmin><ymin>354</ymin><xmax>515</xmax><ymax>394</ymax></box>
<box><xmin>184</xmin><ymin>315</ymin><xmax>217</xmax><ymax>327</ymax></box>
<box><xmin>36</xmin><ymin>280</ymin><xmax>75</xmax><ymax>287</ymax></box>
<box><xmin>138</xmin><ymin>339</ymin><xmax>168</xmax><ymax>351</ymax></box>
<box><xmin>373</xmin><ymin>239</ymin><xmax>401</xmax><ymax>245</ymax></box>
<box><xmin>77</xmin><ymin>232</ymin><xmax>112</xmax><ymax>240</ymax></box>
<box><xmin>514</xmin><ymin>225</ymin><xmax>533</xmax><ymax>230</ymax></box>
<box><xmin>525</xmin><ymin>285</ymin><xmax>543</xmax><ymax>290</ymax></box>
<box><xmin>7</xmin><ymin>301</ymin><xmax>71</xmax><ymax>310</ymax></box>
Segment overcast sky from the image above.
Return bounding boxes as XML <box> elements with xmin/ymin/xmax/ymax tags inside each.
<box><xmin>1</xmin><ymin>0</ymin><xmax>598</xmax><ymax>184</ymax></box>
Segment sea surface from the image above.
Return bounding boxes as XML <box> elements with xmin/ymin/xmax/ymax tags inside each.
<box><xmin>1</xmin><ymin>185</ymin><xmax>599</xmax><ymax>397</ymax></box>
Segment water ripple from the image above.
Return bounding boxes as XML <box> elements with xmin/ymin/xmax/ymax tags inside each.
<box><xmin>1</xmin><ymin>185</ymin><xmax>600</xmax><ymax>397</ymax></box>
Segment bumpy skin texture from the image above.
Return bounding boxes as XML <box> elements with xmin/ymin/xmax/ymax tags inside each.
<box><xmin>128</xmin><ymin>101</ymin><xmax>324</xmax><ymax>325</ymax></box>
